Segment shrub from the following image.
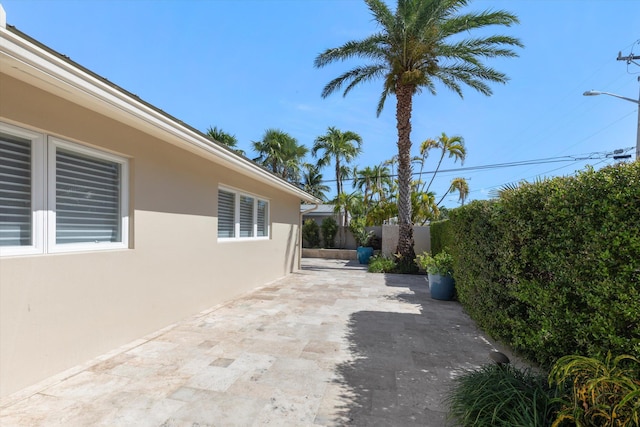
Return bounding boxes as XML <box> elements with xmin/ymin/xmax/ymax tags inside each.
<box><xmin>430</xmin><ymin>219</ymin><xmax>453</xmax><ymax>255</ymax></box>
<box><xmin>368</xmin><ymin>255</ymin><xmax>397</xmax><ymax>273</ymax></box>
<box><xmin>320</xmin><ymin>217</ymin><xmax>338</xmax><ymax>248</ymax></box>
<box><xmin>449</xmin><ymin>162</ymin><xmax>640</xmax><ymax>366</ymax></box>
<box><xmin>446</xmin><ymin>364</ymin><xmax>559</xmax><ymax>427</ymax></box>
<box><xmin>302</xmin><ymin>219</ymin><xmax>320</xmax><ymax>248</ymax></box>
<box><xmin>548</xmin><ymin>353</ymin><xmax>640</xmax><ymax>427</ymax></box>
<box><xmin>415</xmin><ymin>250</ymin><xmax>454</xmax><ymax>276</ymax></box>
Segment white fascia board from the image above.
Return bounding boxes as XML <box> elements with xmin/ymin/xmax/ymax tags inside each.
<box><xmin>0</xmin><ymin>27</ymin><xmax>320</xmax><ymax>203</ymax></box>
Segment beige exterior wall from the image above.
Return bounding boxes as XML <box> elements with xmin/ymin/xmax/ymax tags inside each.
<box><xmin>381</xmin><ymin>225</ymin><xmax>431</xmax><ymax>257</ymax></box>
<box><xmin>0</xmin><ymin>74</ymin><xmax>302</xmax><ymax>397</ymax></box>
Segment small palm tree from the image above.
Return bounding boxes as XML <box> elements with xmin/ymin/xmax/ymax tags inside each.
<box><xmin>436</xmin><ymin>177</ymin><xmax>469</xmax><ymax>206</ymax></box>
<box><xmin>315</xmin><ymin>0</ymin><xmax>522</xmax><ymax>266</ymax></box>
<box><xmin>353</xmin><ymin>166</ymin><xmax>377</xmax><ymax>203</ymax></box>
<box><xmin>252</xmin><ymin>129</ymin><xmax>308</xmax><ymax>183</ymax></box>
<box><xmin>206</xmin><ymin>126</ymin><xmax>244</xmax><ymax>156</ymax></box>
<box><xmin>424</xmin><ymin>132</ymin><xmax>466</xmax><ymax>194</ymax></box>
<box><xmin>302</xmin><ymin>164</ymin><xmax>330</xmax><ymax>201</ymax></box>
<box><xmin>312</xmin><ymin>127</ymin><xmax>362</xmax><ymax>197</ymax></box>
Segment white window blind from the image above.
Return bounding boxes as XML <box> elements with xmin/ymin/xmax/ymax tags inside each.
<box><xmin>218</xmin><ymin>187</ymin><xmax>269</xmax><ymax>241</ymax></box>
<box><xmin>239</xmin><ymin>195</ymin><xmax>254</xmax><ymax>237</ymax></box>
<box><xmin>257</xmin><ymin>200</ymin><xmax>268</xmax><ymax>237</ymax></box>
<box><xmin>218</xmin><ymin>189</ymin><xmax>235</xmax><ymax>238</ymax></box>
<box><xmin>0</xmin><ymin>133</ymin><xmax>31</xmax><ymax>247</ymax></box>
<box><xmin>55</xmin><ymin>148</ymin><xmax>121</xmax><ymax>244</ymax></box>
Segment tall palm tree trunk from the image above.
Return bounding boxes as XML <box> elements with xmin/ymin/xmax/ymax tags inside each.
<box><xmin>395</xmin><ymin>83</ymin><xmax>415</xmax><ymax>265</ymax></box>
<box><xmin>335</xmin><ymin>159</ymin><xmax>342</xmax><ymax>197</ymax></box>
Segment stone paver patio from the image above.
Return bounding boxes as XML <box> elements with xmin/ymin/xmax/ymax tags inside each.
<box><xmin>0</xmin><ymin>258</ymin><xmax>515</xmax><ymax>426</ymax></box>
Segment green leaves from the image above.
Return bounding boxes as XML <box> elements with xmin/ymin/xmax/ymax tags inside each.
<box><xmin>449</xmin><ymin>162</ymin><xmax>640</xmax><ymax>367</ymax></box>
<box><xmin>549</xmin><ymin>353</ymin><xmax>640</xmax><ymax>427</ymax></box>
<box><xmin>445</xmin><ymin>364</ymin><xmax>558</xmax><ymax>427</ymax></box>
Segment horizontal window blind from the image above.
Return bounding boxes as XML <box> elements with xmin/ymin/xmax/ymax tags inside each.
<box><xmin>0</xmin><ymin>133</ymin><xmax>32</xmax><ymax>247</ymax></box>
<box><xmin>218</xmin><ymin>189</ymin><xmax>235</xmax><ymax>238</ymax></box>
<box><xmin>257</xmin><ymin>200</ymin><xmax>268</xmax><ymax>237</ymax></box>
<box><xmin>239</xmin><ymin>195</ymin><xmax>254</xmax><ymax>237</ymax></box>
<box><xmin>56</xmin><ymin>148</ymin><xmax>120</xmax><ymax>244</ymax></box>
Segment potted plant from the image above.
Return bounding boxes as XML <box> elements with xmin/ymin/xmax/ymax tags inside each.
<box><xmin>415</xmin><ymin>250</ymin><xmax>455</xmax><ymax>300</ymax></box>
<box><xmin>349</xmin><ymin>217</ymin><xmax>375</xmax><ymax>264</ymax></box>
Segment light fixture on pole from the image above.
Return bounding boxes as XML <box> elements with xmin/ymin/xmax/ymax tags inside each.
<box><xmin>583</xmin><ymin>85</ymin><xmax>640</xmax><ymax>161</ymax></box>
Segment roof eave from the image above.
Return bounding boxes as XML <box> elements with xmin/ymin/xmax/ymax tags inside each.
<box><xmin>0</xmin><ymin>24</ymin><xmax>321</xmax><ymax>204</ymax></box>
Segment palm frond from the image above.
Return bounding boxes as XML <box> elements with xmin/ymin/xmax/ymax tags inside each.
<box><xmin>314</xmin><ymin>35</ymin><xmax>387</xmax><ymax>69</ymax></box>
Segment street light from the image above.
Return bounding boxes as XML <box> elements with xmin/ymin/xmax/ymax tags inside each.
<box><xmin>583</xmin><ymin>86</ymin><xmax>640</xmax><ymax>161</ymax></box>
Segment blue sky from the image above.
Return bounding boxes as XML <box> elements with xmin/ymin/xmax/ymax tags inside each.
<box><xmin>2</xmin><ymin>0</ymin><xmax>639</xmax><ymax>207</ymax></box>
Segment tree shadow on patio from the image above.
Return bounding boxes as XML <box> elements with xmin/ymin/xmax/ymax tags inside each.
<box><xmin>328</xmin><ymin>273</ymin><xmax>493</xmax><ymax>426</ymax></box>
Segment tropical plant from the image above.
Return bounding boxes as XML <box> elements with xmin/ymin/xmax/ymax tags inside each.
<box><xmin>320</xmin><ymin>216</ymin><xmax>339</xmax><ymax>249</ymax></box>
<box><xmin>315</xmin><ymin>0</ymin><xmax>522</xmax><ymax>270</ymax></box>
<box><xmin>206</xmin><ymin>126</ymin><xmax>244</xmax><ymax>155</ymax></box>
<box><xmin>302</xmin><ymin>219</ymin><xmax>321</xmax><ymax>248</ymax></box>
<box><xmin>252</xmin><ymin>129</ymin><xmax>308</xmax><ymax>183</ymax></box>
<box><xmin>367</xmin><ymin>255</ymin><xmax>397</xmax><ymax>273</ymax></box>
<box><xmin>422</xmin><ymin>132</ymin><xmax>466</xmax><ymax>194</ymax></box>
<box><xmin>301</xmin><ymin>164</ymin><xmax>330</xmax><ymax>201</ymax></box>
<box><xmin>446</xmin><ymin>364</ymin><xmax>559</xmax><ymax>427</ymax></box>
<box><xmin>437</xmin><ymin>176</ymin><xmax>469</xmax><ymax>206</ymax></box>
<box><xmin>415</xmin><ymin>250</ymin><xmax>453</xmax><ymax>276</ymax></box>
<box><xmin>549</xmin><ymin>353</ymin><xmax>640</xmax><ymax>427</ymax></box>
<box><xmin>331</xmin><ymin>191</ymin><xmax>364</xmax><ymax>247</ymax></box>
<box><xmin>349</xmin><ymin>216</ymin><xmax>374</xmax><ymax>247</ymax></box>
<box><xmin>354</xmin><ymin>164</ymin><xmax>394</xmax><ymax>222</ymax></box>
<box><xmin>312</xmin><ymin>126</ymin><xmax>362</xmax><ymax>197</ymax></box>
<box><xmin>411</xmin><ymin>184</ymin><xmax>438</xmax><ymax>225</ymax></box>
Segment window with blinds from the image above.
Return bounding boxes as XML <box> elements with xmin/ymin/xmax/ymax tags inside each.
<box><xmin>0</xmin><ymin>133</ymin><xmax>32</xmax><ymax>247</ymax></box>
<box><xmin>217</xmin><ymin>189</ymin><xmax>235</xmax><ymax>238</ymax></box>
<box><xmin>257</xmin><ymin>200</ymin><xmax>268</xmax><ymax>237</ymax></box>
<box><xmin>218</xmin><ymin>187</ymin><xmax>269</xmax><ymax>240</ymax></box>
<box><xmin>239</xmin><ymin>195</ymin><xmax>254</xmax><ymax>237</ymax></box>
<box><xmin>55</xmin><ymin>148</ymin><xmax>121</xmax><ymax>244</ymax></box>
<box><xmin>0</xmin><ymin>122</ymin><xmax>129</xmax><ymax>256</ymax></box>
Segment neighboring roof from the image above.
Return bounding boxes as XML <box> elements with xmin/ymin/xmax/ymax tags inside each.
<box><xmin>0</xmin><ymin>16</ymin><xmax>321</xmax><ymax>204</ymax></box>
<box><xmin>300</xmin><ymin>204</ymin><xmax>340</xmax><ymax>215</ymax></box>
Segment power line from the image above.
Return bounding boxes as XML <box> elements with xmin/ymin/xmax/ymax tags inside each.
<box><xmin>318</xmin><ymin>151</ymin><xmax>613</xmax><ymax>183</ymax></box>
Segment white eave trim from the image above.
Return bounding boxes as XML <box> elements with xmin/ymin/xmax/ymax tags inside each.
<box><xmin>0</xmin><ymin>25</ymin><xmax>320</xmax><ymax>204</ymax></box>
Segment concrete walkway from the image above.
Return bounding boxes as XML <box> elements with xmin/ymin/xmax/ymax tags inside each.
<box><xmin>0</xmin><ymin>258</ymin><xmax>514</xmax><ymax>427</ymax></box>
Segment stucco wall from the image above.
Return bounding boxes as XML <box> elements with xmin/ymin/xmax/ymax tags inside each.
<box><xmin>0</xmin><ymin>74</ymin><xmax>301</xmax><ymax>397</ymax></box>
<box><xmin>381</xmin><ymin>225</ymin><xmax>431</xmax><ymax>257</ymax></box>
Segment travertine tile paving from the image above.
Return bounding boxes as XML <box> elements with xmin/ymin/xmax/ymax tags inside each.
<box><xmin>0</xmin><ymin>258</ymin><xmax>512</xmax><ymax>426</ymax></box>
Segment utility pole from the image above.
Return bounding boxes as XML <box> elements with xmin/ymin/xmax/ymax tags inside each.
<box><xmin>616</xmin><ymin>51</ymin><xmax>640</xmax><ymax>160</ymax></box>
<box><xmin>616</xmin><ymin>52</ymin><xmax>640</xmax><ymax>63</ymax></box>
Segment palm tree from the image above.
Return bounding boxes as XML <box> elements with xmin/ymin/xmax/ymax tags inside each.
<box><xmin>206</xmin><ymin>126</ymin><xmax>244</xmax><ymax>156</ymax></box>
<box><xmin>315</xmin><ymin>0</ymin><xmax>522</xmax><ymax>267</ymax></box>
<box><xmin>424</xmin><ymin>132</ymin><xmax>466</xmax><ymax>194</ymax></box>
<box><xmin>331</xmin><ymin>191</ymin><xmax>363</xmax><ymax>247</ymax></box>
<box><xmin>252</xmin><ymin>129</ymin><xmax>308</xmax><ymax>183</ymax></box>
<box><xmin>302</xmin><ymin>164</ymin><xmax>330</xmax><ymax>201</ymax></box>
<box><xmin>312</xmin><ymin>127</ymin><xmax>362</xmax><ymax>197</ymax></box>
<box><xmin>353</xmin><ymin>166</ymin><xmax>377</xmax><ymax>203</ymax></box>
<box><xmin>436</xmin><ymin>176</ymin><xmax>469</xmax><ymax>206</ymax></box>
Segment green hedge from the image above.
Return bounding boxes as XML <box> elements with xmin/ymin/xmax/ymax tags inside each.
<box><xmin>430</xmin><ymin>219</ymin><xmax>453</xmax><ymax>255</ymax></box>
<box><xmin>449</xmin><ymin>163</ymin><xmax>640</xmax><ymax>367</ymax></box>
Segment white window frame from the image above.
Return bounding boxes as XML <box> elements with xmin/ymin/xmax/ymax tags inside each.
<box><xmin>0</xmin><ymin>123</ymin><xmax>46</xmax><ymax>256</ymax></box>
<box><xmin>218</xmin><ymin>186</ymin><xmax>270</xmax><ymax>241</ymax></box>
<box><xmin>47</xmin><ymin>137</ymin><xmax>129</xmax><ymax>253</ymax></box>
<box><xmin>0</xmin><ymin>121</ymin><xmax>129</xmax><ymax>256</ymax></box>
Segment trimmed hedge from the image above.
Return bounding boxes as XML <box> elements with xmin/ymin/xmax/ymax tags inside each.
<box><xmin>430</xmin><ymin>219</ymin><xmax>454</xmax><ymax>255</ymax></box>
<box><xmin>449</xmin><ymin>163</ymin><xmax>640</xmax><ymax>367</ymax></box>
